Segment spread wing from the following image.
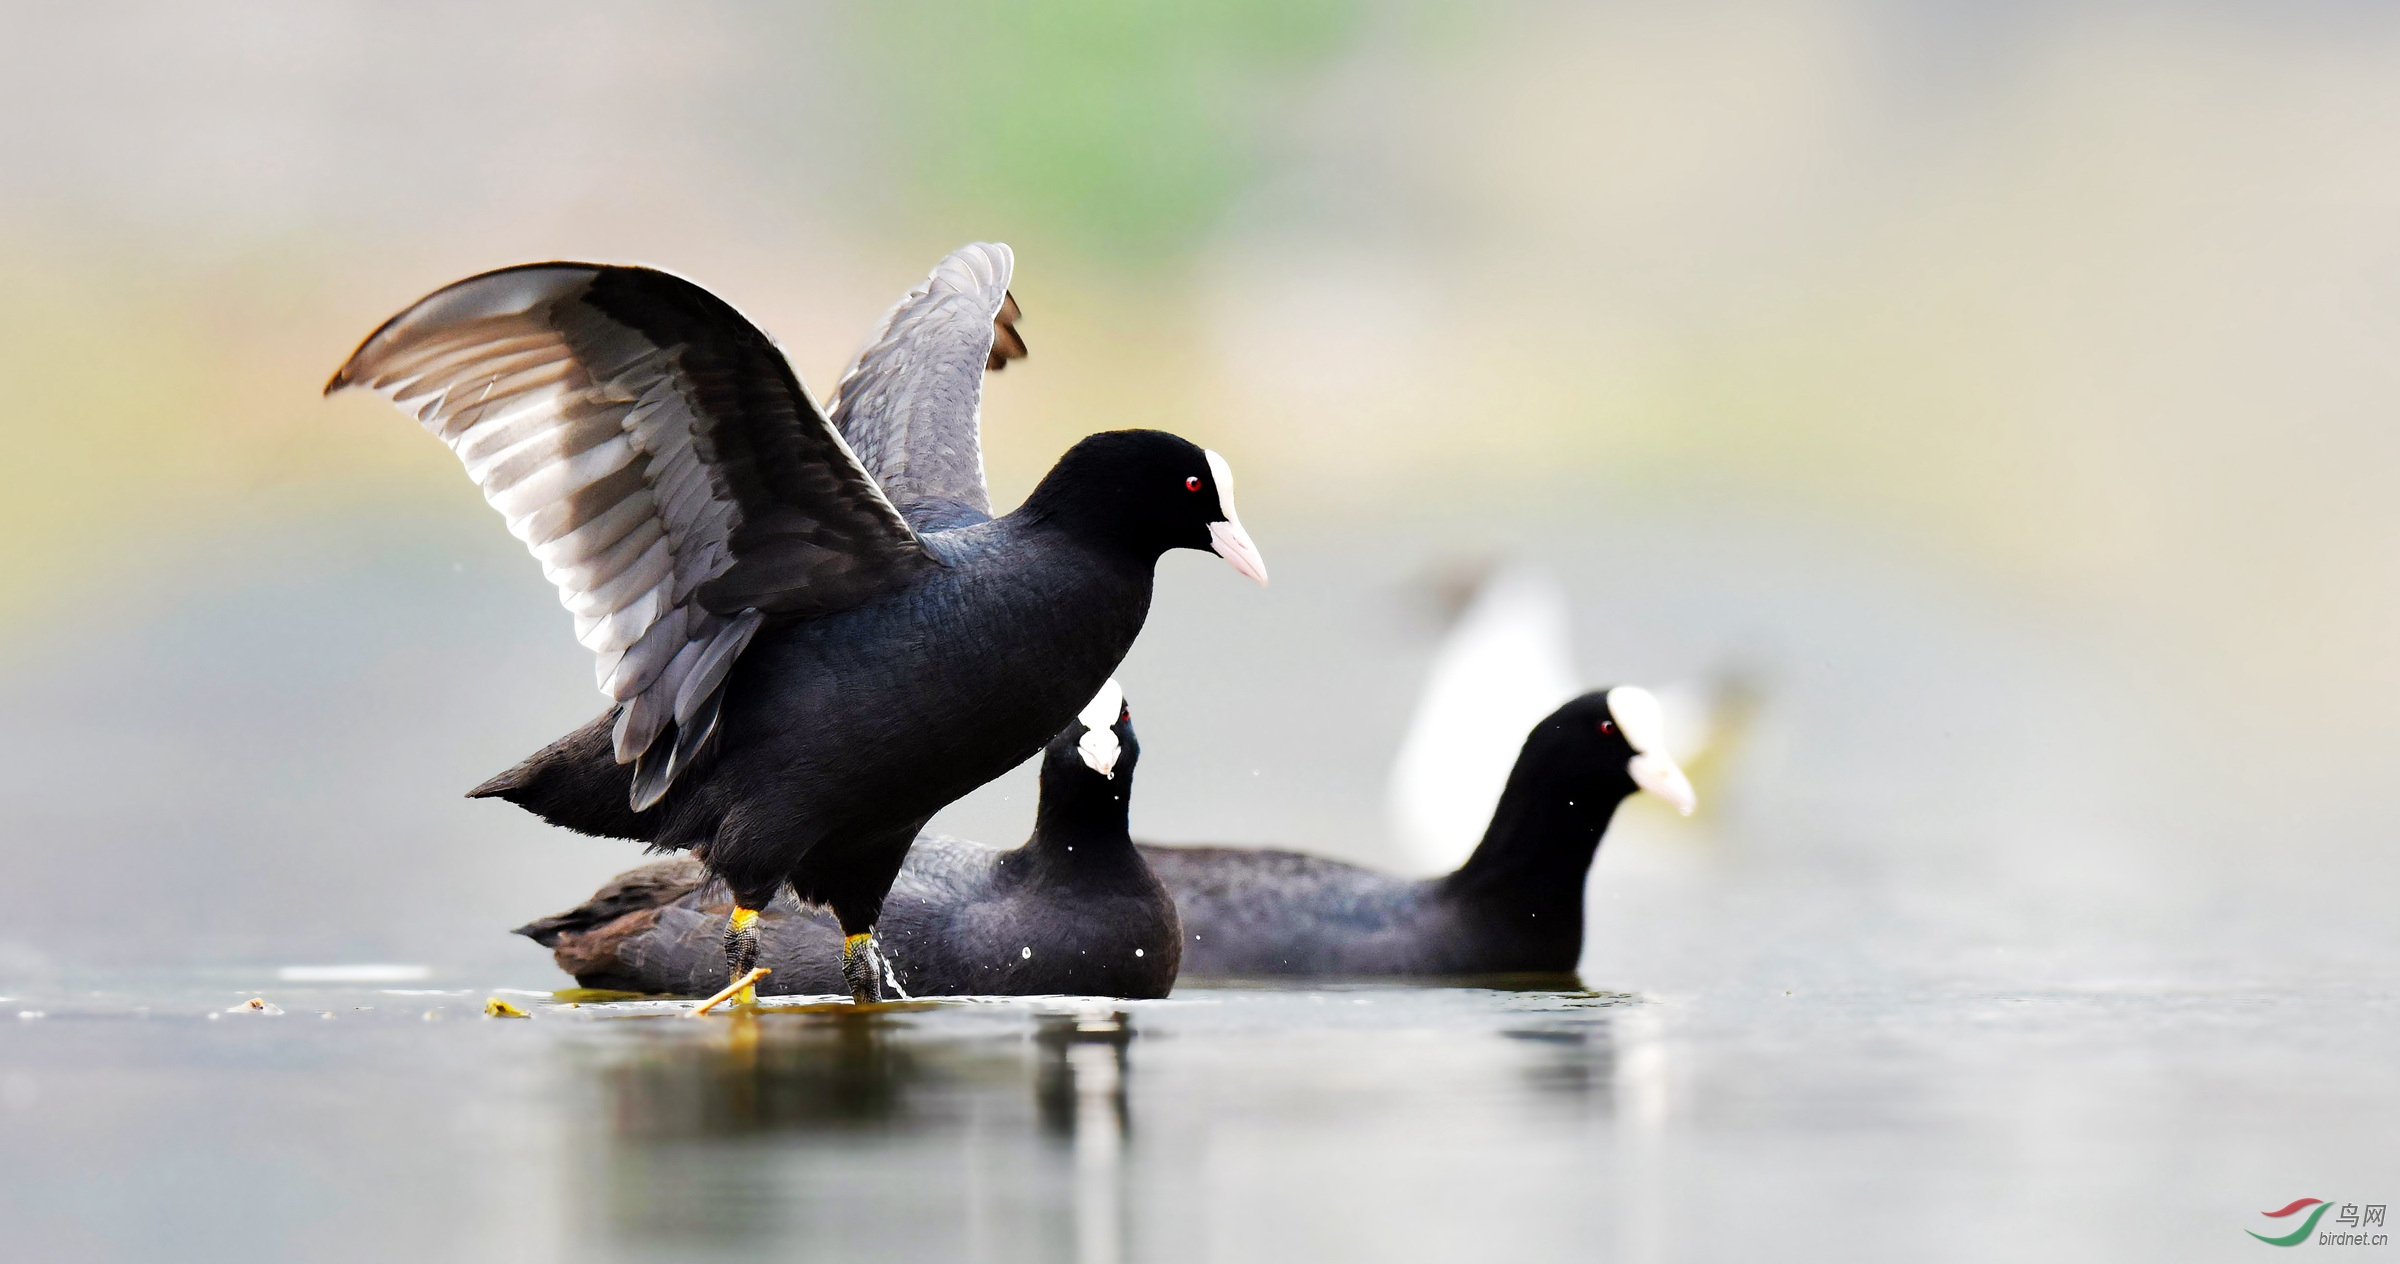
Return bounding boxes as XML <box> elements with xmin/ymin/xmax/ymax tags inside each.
<box><xmin>327</xmin><ymin>263</ymin><xmax>930</xmax><ymax>808</ymax></box>
<box><xmin>829</xmin><ymin>242</ymin><xmax>1027</xmax><ymax>532</ymax></box>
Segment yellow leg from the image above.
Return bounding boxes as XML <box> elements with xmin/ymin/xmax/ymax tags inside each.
<box><xmin>725</xmin><ymin>907</ymin><xmax>763</xmax><ymax>1005</ymax></box>
<box><xmin>842</xmin><ymin>932</ymin><xmax>882</xmax><ymax>1004</ymax></box>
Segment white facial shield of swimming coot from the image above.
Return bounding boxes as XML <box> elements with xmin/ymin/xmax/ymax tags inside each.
<box><xmin>1076</xmin><ymin>678</ymin><xmax>1126</xmax><ymax>777</ymax></box>
<box><xmin>1607</xmin><ymin>685</ymin><xmax>1696</xmax><ymax>816</ymax></box>
<box><xmin>1203</xmin><ymin>449</ymin><xmax>1269</xmax><ymax>586</ymax></box>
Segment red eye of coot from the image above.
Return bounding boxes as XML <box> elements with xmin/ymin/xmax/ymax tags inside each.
<box><xmin>1596</xmin><ymin>720</ymin><xmax>1615</xmax><ymax>736</ymax></box>
<box><xmin>1185</xmin><ymin>476</ymin><xmax>1202</xmax><ymax>491</ymax></box>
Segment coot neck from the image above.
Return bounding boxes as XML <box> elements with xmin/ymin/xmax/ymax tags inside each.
<box><xmin>1440</xmin><ymin>760</ymin><xmax>1630</xmax><ymax>933</ymax></box>
<box><xmin>1016</xmin><ymin>479</ymin><xmax>1174</xmax><ymax>577</ymax></box>
<box><xmin>1020</xmin><ymin>767</ymin><xmax>1147</xmax><ymax>884</ymax></box>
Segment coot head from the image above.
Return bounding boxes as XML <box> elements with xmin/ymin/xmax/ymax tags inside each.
<box><xmin>1029</xmin><ymin>680</ymin><xmax>1141</xmax><ymax>848</ymax></box>
<box><xmin>1024</xmin><ymin>430</ymin><xmax>1268</xmax><ymax>584</ymax></box>
<box><xmin>1043</xmin><ymin>678</ymin><xmax>1140</xmax><ymax>790</ymax></box>
<box><xmin>1532</xmin><ymin>688</ymin><xmax>1698</xmax><ymax>815</ymax></box>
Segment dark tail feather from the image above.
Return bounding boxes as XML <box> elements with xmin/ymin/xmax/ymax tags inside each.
<box><xmin>471</xmin><ymin>709</ymin><xmax>656</xmax><ymax>841</ymax></box>
<box><xmin>512</xmin><ymin>856</ymin><xmax>709</xmax><ymax>946</ymax></box>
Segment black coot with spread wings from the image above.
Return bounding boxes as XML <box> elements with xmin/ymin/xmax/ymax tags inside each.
<box><xmin>327</xmin><ymin>244</ymin><xmax>1265</xmax><ymax>1003</ymax></box>
<box><xmin>515</xmin><ymin>682</ymin><xmax>1181</xmax><ymax>1000</ymax></box>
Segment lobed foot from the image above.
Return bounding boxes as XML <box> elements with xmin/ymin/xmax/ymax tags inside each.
<box><xmin>842</xmin><ymin>933</ymin><xmax>902</xmax><ymax>1004</ymax></box>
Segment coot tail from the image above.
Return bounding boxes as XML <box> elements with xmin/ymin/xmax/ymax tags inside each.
<box><xmin>468</xmin><ymin>711</ymin><xmax>652</xmax><ymax>842</ymax></box>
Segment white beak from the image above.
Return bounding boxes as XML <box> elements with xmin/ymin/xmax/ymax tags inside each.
<box><xmin>1077</xmin><ymin>726</ymin><xmax>1121</xmax><ymax>778</ymax></box>
<box><xmin>1628</xmin><ymin>752</ymin><xmax>1697</xmax><ymax>816</ymax></box>
<box><xmin>1209</xmin><ymin>520</ymin><xmax>1269</xmax><ymax>586</ymax></box>
<box><xmin>1203</xmin><ymin>449</ymin><xmax>1269</xmax><ymax>586</ymax></box>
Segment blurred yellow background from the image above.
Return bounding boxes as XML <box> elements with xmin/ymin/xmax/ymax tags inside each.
<box><xmin>12</xmin><ymin>6</ymin><xmax>2392</xmax><ymax>675</ymax></box>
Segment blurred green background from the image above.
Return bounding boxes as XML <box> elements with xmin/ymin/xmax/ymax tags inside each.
<box><xmin>1</xmin><ymin>0</ymin><xmax>2394</xmax><ymax>974</ymax></box>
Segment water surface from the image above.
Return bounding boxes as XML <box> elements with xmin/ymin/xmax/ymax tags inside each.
<box><xmin>3</xmin><ymin>965</ymin><xmax>2392</xmax><ymax>1263</ymax></box>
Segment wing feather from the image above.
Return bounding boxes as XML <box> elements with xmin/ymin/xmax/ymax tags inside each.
<box><xmin>329</xmin><ymin>262</ymin><xmax>930</xmax><ymax>809</ymax></box>
<box><xmin>547</xmin><ymin>516</ymin><xmax>664</xmax><ymax>597</ymax></box>
<box><xmin>675</xmin><ymin>609</ymin><xmax>764</xmax><ymax>724</ymax></box>
<box><xmin>829</xmin><ymin>242</ymin><xmax>1025</xmax><ymax>531</ymax></box>
<box><xmin>532</xmin><ymin>492</ymin><xmax>656</xmax><ymax>571</ymax></box>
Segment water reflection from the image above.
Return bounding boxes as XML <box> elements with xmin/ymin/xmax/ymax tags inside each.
<box><xmin>1502</xmin><ymin>1026</ymin><xmax>1617</xmax><ymax>1102</ymax></box>
<box><xmin>570</xmin><ymin>1006</ymin><xmax>1142</xmax><ymax>1264</ymax></box>
<box><xmin>597</xmin><ymin>1012</ymin><xmax>925</xmax><ymax>1141</ymax></box>
<box><xmin>1034</xmin><ymin>1008</ymin><xmax>1133</xmax><ymax>1140</ymax></box>
<box><xmin>0</xmin><ymin>983</ymin><xmax>1761</xmax><ymax>1263</ymax></box>
<box><xmin>546</xmin><ymin>991</ymin><xmax>1646</xmax><ymax>1263</ymax></box>
<box><xmin>1035</xmin><ymin>1010</ymin><xmax>1133</xmax><ymax>1264</ymax></box>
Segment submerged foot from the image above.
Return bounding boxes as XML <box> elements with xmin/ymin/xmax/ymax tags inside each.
<box><xmin>842</xmin><ymin>933</ymin><xmax>902</xmax><ymax>1004</ymax></box>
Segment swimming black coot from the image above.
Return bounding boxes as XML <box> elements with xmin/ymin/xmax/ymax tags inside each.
<box><xmin>1138</xmin><ymin>688</ymin><xmax>1694</xmax><ymax>977</ymax></box>
<box><xmin>516</xmin><ymin>681</ymin><xmax>1181</xmax><ymax>998</ymax></box>
<box><xmin>328</xmin><ymin>243</ymin><xmax>1264</xmax><ymax>1004</ymax></box>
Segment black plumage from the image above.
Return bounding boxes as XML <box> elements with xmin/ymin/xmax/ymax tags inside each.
<box><xmin>516</xmin><ymin>697</ymin><xmax>1181</xmax><ymax>999</ymax></box>
<box><xmin>329</xmin><ymin>244</ymin><xmax>1265</xmax><ymax>1002</ymax></box>
<box><xmin>1137</xmin><ymin>691</ymin><xmax>1693</xmax><ymax>978</ymax></box>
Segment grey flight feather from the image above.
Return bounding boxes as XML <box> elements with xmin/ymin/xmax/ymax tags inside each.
<box><xmin>327</xmin><ymin>263</ymin><xmax>929</xmax><ymax>809</ymax></box>
<box><xmin>830</xmin><ymin>242</ymin><xmax>1027</xmax><ymax>530</ymax></box>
